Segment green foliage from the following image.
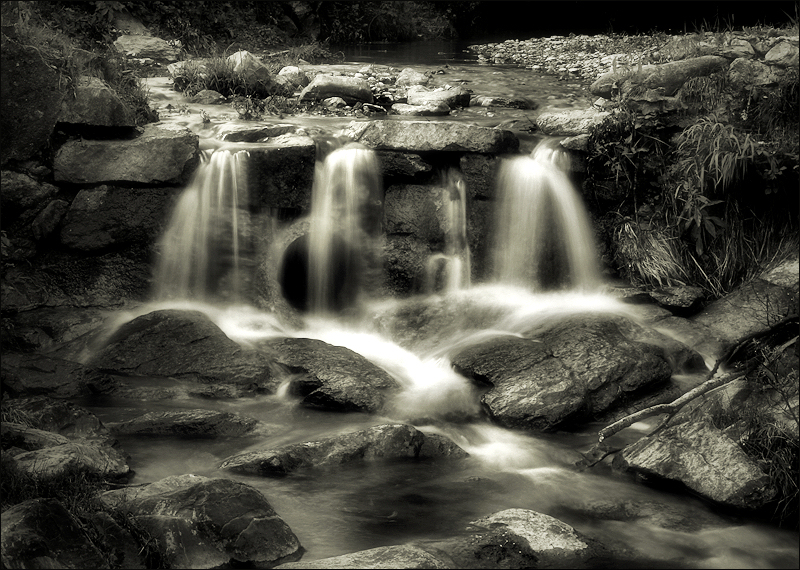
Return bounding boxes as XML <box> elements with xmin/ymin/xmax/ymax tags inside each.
<box><xmin>679</xmin><ymin>72</ymin><xmax>729</xmax><ymax>115</ymax></box>
<box><xmin>586</xmin><ymin>107</ymin><xmax>669</xmax><ymax>208</ymax></box>
<box><xmin>612</xmin><ymin>220</ymin><xmax>689</xmax><ymax>288</ymax></box>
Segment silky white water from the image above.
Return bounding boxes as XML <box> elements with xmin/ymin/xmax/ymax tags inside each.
<box><xmin>86</xmin><ymin>125</ymin><xmax>798</xmax><ymax>569</ymax></box>
<box><xmin>424</xmin><ymin>169</ymin><xmax>472</xmax><ymax>294</ymax></box>
<box><xmin>492</xmin><ymin>143</ymin><xmax>602</xmax><ymax>291</ymax></box>
<box><xmin>154</xmin><ymin>149</ymin><xmax>250</xmax><ymax>302</ymax></box>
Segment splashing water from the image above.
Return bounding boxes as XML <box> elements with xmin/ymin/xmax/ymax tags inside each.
<box><xmin>154</xmin><ymin>149</ymin><xmax>250</xmax><ymax>302</ymax></box>
<box><xmin>492</xmin><ymin>141</ymin><xmax>601</xmax><ymax>292</ymax></box>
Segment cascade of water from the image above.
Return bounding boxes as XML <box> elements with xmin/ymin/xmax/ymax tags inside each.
<box><xmin>306</xmin><ymin>143</ymin><xmax>383</xmax><ymax>314</ymax></box>
<box><xmin>154</xmin><ymin>149</ymin><xmax>250</xmax><ymax>302</ymax></box>
<box><xmin>424</xmin><ymin>170</ymin><xmax>472</xmax><ymax>294</ymax></box>
<box><xmin>491</xmin><ymin>141</ymin><xmax>601</xmax><ymax>292</ymax></box>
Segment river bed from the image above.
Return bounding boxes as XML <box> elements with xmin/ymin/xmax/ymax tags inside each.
<box><xmin>110</xmin><ymin>49</ymin><xmax>800</xmax><ymax>568</ymax></box>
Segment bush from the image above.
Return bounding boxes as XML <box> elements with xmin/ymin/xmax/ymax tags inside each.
<box><xmin>2</xmin><ymin>3</ymin><xmax>156</xmax><ymax>126</ymax></box>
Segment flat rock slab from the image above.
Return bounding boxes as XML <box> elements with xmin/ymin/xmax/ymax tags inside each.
<box><xmin>614</xmin><ymin>419</ymin><xmax>775</xmax><ymax>509</ymax></box>
<box><xmin>54</xmin><ymin>124</ymin><xmax>199</xmax><ymax>185</ymax></box>
<box><xmin>219</xmin><ymin>423</ymin><xmax>465</xmax><ymax>476</ymax></box>
<box><xmin>343</xmin><ymin>120</ymin><xmax>519</xmax><ymax>153</ymax></box>
<box><xmin>108</xmin><ymin>409</ymin><xmax>271</xmax><ymax>438</ymax></box>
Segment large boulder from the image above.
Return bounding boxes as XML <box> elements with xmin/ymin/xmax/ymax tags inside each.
<box><xmin>764</xmin><ymin>40</ymin><xmax>799</xmax><ymax>67</ymax></box>
<box><xmin>614</xmin><ymin>378</ymin><xmax>779</xmax><ymax>510</ymax></box>
<box><xmin>59</xmin><ymin>185</ymin><xmax>178</xmax><ymax>251</ymax></box>
<box><xmin>0</xmin><ymin>353</ymin><xmax>97</xmax><ymax>398</ymax></box>
<box><xmin>100</xmin><ymin>474</ymin><xmax>302</xmax><ymax>568</ymax></box>
<box><xmin>343</xmin><ymin>120</ymin><xmax>519</xmax><ymax>154</ymax></box>
<box><xmin>690</xmin><ymin>256</ymin><xmax>798</xmax><ymax>353</ymax></box>
<box><xmin>1</xmin><ymin>498</ymin><xmax>108</xmax><ymax>569</ymax></box>
<box><xmin>256</xmin><ymin>337</ymin><xmax>400</xmax><ymax>413</ymax></box>
<box><xmin>58</xmin><ymin>76</ymin><xmax>135</xmax><ymax>127</ymax></box>
<box><xmin>228</xmin><ymin>50</ymin><xmax>277</xmax><ymax>92</ymax></box>
<box><xmin>220</xmin><ymin>424</ymin><xmax>461</xmax><ymax>475</ymax></box>
<box><xmin>299</xmin><ymin>74</ymin><xmax>374</xmax><ymax>104</ymax></box>
<box><xmin>1</xmin><ymin>37</ymin><xmax>66</xmax><ymax>165</ymax></box>
<box><xmin>54</xmin><ymin>124</ymin><xmax>199</xmax><ymax>185</ymax></box>
<box><xmin>86</xmin><ymin>309</ymin><xmax>281</xmax><ymax>396</ymax></box>
<box><xmin>0</xmin><ymin>396</ymin><xmax>113</xmax><ymax>443</ymax></box>
<box><xmin>452</xmin><ymin>509</ymin><xmax>593</xmax><ymax>568</ymax></box>
<box><xmin>395</xmin><ymin>67</ymin><xmax>430</xmax><ymax>87</ymax></box>
<box><xmin>727</xmin><ymin>57</ymin><xmax>783</xmax><ymax>88</ymax></box>
<box><xmin>0</xmin><ymin>171</ymin><xmax>59</xmax><ymax>227</ymax></box>
<box><xmin>452</xmin><ymin>314</ymin><xmax>673</xmax><ymax>431</ymax></box>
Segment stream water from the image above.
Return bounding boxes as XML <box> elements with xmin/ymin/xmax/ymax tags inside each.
<box><xmin>77</xmin><ymin>53</ymin><xmax>800</xmax><ymax>568</ymax></box>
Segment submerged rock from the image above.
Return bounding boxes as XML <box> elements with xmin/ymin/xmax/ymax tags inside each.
<box><xmin>219</xmin><ymin>423</ymin><xmax>465</xmax><ymax>476</ymax></box>
<box><xmin>452</xmin><ymin>314</ymin><xmax>673</xmax><ymax>431</ymax></box>
<box><xmin>277</xmin><ymin>544</ymin><xmax>449</xmax><ymax>569</ymax></box>
<box><xmin>58</xmin><ymin>76</ymin><xmax>135</xmax><ymax>128</ymax></box>
<box><xmin>100</xmin><ymin>474</ymin><xmax>302</xmax><ymax>568</ymax></box>
<box><xmin>108</xmin><ymin>409</ymin><xmax>271</xmax><ymax>438</ymax></box>
<box><xmin>280</xmin><ymin>507</ymin><xmax>594</xmax><ymax>569</ymax></box>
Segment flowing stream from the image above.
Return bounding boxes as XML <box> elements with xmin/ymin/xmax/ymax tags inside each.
<box><xmin>79</xmin><ymin>53</ymin><xmax>799</xmax><ymax>568</ymax></box>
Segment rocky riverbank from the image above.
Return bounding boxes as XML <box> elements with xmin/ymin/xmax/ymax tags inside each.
<box><xmin>468</xmin><ymin>33</ymin><xmax>667</xmax><ymax>79</ymax></box>
<box><xmin>467</xmin><ymin>28</ymin><xmax>798</xmax><ymax>81</ymax></box>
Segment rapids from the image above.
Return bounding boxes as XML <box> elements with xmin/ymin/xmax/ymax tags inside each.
<box><xmin>77</xmin><ymin>57</ymin><xmax>799</xmax><ymax>568</ymax></box>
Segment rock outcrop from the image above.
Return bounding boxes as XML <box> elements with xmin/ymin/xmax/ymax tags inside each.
<box><xmin>100</xmin><ymin>474</ymin><xmax>302</xmax><ymax>568</ymax></box>
<box><xmin>453</xmin><ymin>314</ymin><xmax>673</xmax><ymax>431</ymax></box>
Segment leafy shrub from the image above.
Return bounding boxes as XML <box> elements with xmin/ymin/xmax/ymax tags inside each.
<box><xmin>3</xmin><ymin>3</ymin><xmax>156</xmax><ymax>126</ymax></box>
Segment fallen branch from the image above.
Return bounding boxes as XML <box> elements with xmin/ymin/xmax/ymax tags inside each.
<box><xmin>597</xmin><ymin>362</ymin><xmax>741</xmax><ymax>442</ymax></box>
<box><xmin>578</xmin><ymin>315</ymin><xmax>798</xmax><ymax>469</ymax></box>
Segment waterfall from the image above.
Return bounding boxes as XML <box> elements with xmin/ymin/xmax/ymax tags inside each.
<box><xmin>306</xmin><ymin>143</ymin><xmax>383</xmax><ymax>314</ymax></box>
<box><xmin>425</xmin><ymin>169</ymin><xmax>472</xmax><ymax>293</ymax></box>
<box><xmin>153</xmin><ymin>149</ymin><xmax>250</xmax><ymax>302</ymax></box>
<box><xmin>491</xmin><ymin>141</ymin><xmax>601</xmax><ymax>292</ymax></box>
